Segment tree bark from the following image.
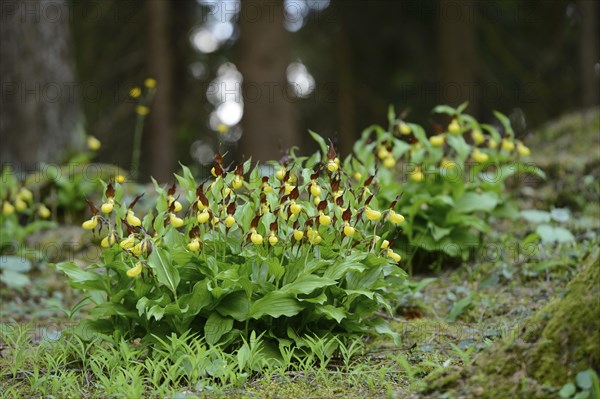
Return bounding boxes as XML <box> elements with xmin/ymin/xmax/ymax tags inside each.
<box><xmin>437</xmin><ymin>0</ymin><xmax>478</xmax><ymax>115</ymax></box>
<box><xmin>335</xmin><ymin>9</ymin><xmax>356</xmax><ymax>157</ymax></box>
<box><xmin>146</xmin><ymin>0</ymin><xmax>175</xmax><ymax>181</ymax></box>
<box><xmin>238</xmin><ymin>0</ymin><xmax>297</xmax><ymax>162</ymax></box>
<box><xmin>0</xmin><ymin>0</ymin><xmax>81</xmax><ymax>173</ymax></box>
<box><xmin>579</xmin><ymin>0</ymin><xmax>599</xmax><ymax>109</ymax></box>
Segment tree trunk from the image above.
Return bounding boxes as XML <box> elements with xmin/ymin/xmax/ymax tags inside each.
<box><xmin>335</xmin><ymin>8</ymin><xmax>356</xmax><ymax>157</ymax></box>
<box><xmin>579</xmin><ymin>0</ymin><xmax>599</xmax><ymax>109</ymax></box>
<box><xmin>437</xmin><ymin>0</ymin><xmax>478</xmax><ymax>115</ymax></box>
<box><xmin>0</xmin><ymin>0</ymin><xmax>81</xmax><ymax>173</ymax></box>
<box><xmin>238</xmin><ymin>0</ymin><xmax>297</xmax><ymax>162</ymax></box>
<box><xmin>146</xmin><ymin>0</ymin><xmax>175</xmax><ymax>181</ymax></box>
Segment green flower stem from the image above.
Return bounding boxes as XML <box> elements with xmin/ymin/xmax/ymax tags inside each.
<box><xmin>370</xmin><ymin>224</ymin><xmax>378</xmax><ymax>252</ymax></box>
<box><xmin>304</xmin><ymin>244</ymin><xmax>311</xmax><ymax>267</ymax></box>
<box><xmin>223</xmin><ymin>226</ymin><xmax>227</xmax><ymax>262</ymax></box>
<box><xmin>131</xmin><ymin>114</ymin><xmax>145</xmax><ymax>181</ymax></box>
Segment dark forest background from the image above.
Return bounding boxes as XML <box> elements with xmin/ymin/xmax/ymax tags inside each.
<box><xmin>1</xmin><ymin>0</ymin><xmax>598</xmax><ymax>181</ymax></box>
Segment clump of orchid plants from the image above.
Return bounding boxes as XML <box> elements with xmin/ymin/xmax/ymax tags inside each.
<box><xmin>58</xmin><ymin>143</ymin><xmax>409</xmax><ymax>349</ymax></box>
<box><xmin>343</xmin><ymin>103</ymin><xmax>543</xmax><ymax>268</ymax></box>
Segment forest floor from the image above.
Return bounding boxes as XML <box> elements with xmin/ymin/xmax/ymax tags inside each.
<box><xmin>1</xmin><ymin>109</ymin><xmax>598</xmax><ymax>398</ymax></box>
<box><xmin>1</xmin><ymin>230</ymin><xmax>595</xmax><ymax>398</ymax></box>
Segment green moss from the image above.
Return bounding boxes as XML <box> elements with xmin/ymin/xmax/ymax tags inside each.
<box><xmin>421</xmin><ymin>366</ymin><xmax>463</xmax><ymax>392</ymax></box>
<box><xmin>433</xmin><ymin>258</ymin><xmax>600</xmax><ymax>398</ymax></box>
<box><xmin>528</xmin><ymin>108</ymin><xmax>600</xmax><ymax>171</ymax></box>
<box><xmin>528</xmin><ymin>257</ymin><xmax>600</xmax><ymax>384</ymax></box>
<box><xmin>243</xmin><ymin>373</ymin><xmax>387</xmax><ymax>399</ymax></box>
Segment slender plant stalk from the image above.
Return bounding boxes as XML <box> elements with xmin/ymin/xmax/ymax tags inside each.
<box><xmin>131</xmin><ymin>115</ymin><xmax>144</xmax><ymax>181</ymax></box>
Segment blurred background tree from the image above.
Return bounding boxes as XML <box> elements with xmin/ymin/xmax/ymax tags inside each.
<box><xmin>1</xmin><ymin>0</ymin><xmax>82</xmax><ymax>172</ymax></box>
<box><xmin>1</xmin><ymin>0</ymin><xmax>598</xmax><ymax>181</ymax></box>
<box><xmin>238</xmin><ymin>0</ymin><xmax>298</xmax><ymax>161</ymax></box>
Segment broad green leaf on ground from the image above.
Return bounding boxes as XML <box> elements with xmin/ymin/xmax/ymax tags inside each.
<box><xmin>559</xmin><ymin>383</ymin><xmax>576</xmax><ymax>398</ymax></box>
<box><xmin>576</xmin><ymin>369</ymin><xmax>594</xmax><ymax>390</ymax></box>
<box><xmin>0</xmin><ymin>256</ymin><xmax>31</xmax><ymax>272</ymax></box>
<box><xmin>520</xmin><ymin>210</ymin><xmax>551</xmax><ymax>223</ymax></box>
<box><xmin>550</xmin><ymin>208</ymin><xmax>571</xmax><ymax>223</ymax></box>
<box><xmin>0</xmin><ymin>270</ymin><xmax>30</xmax><ymax>288</ymax></box>
<box><xmin>535</xmin><ymin>224</ymin><xmax>575</xmax><ymax>244</ymax></box>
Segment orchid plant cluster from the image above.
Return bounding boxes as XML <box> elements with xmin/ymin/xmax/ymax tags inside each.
<box><xmin>57</xmin><ymin>102</ymin><xmax>542</xmax><ymax>348</ymax></box>
<box><xmin>57</xmin><ymin>144</ymin><xmax>408</xmax><ymax>348</ymax></box>
<box><xmin>343</xmin><ymin>103</ymin><xmax>543</xmax><ymax>266</ymax></box>
<box><xmin>1</xmin><ymin>166</ymin><xmax>55</xmax><ymax>257</ymax></box>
